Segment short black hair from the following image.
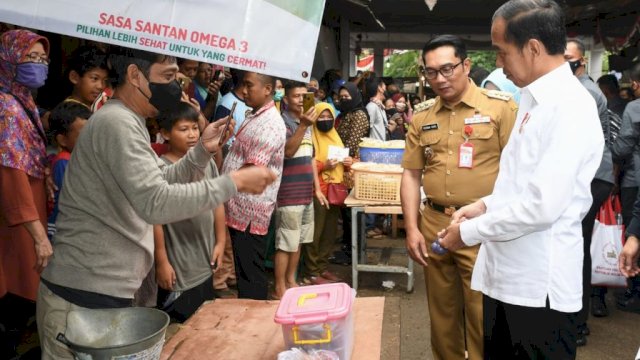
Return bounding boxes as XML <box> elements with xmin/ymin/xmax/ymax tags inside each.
<box><xmin>597</xmin><ymin>74</ymin><xmax>620</xmax><ymax>92</ymax></box>
<box><xmin>469</xmin><ymin>66</ymin><xmax>490</xmax><ymax>86</ymax></box>
<box><xmin>567</xmin><ymin>38</ymin><xmax>586</xmax><ymax>56</ymax></box>
<box><xmin>254</xmin><ymin>72</ymin><xmax>275</xmax><ymax>93</ymax></box>
<box><xmin>49</xmin><ymin>101</ymin><xmax>92</xmax><ymax>136</ymax></box>
<box><xmin>284</xmin><ymin>80</ymin><xmax>307</xmax><ymax>93</ymax></box>
<box><xmin>629</xmin><ymin>61</ymin><xmax>640</xmax><ymax>82</ymax></box>
<box><xmin>422</xmin><ymin>35</ymin><xmax>468</xmax><ymax>62</ymax></box>
<box><xmin>108</xmin><ymin>46</ymin><xmax>176</xmax><ymax>87</ymax></box>
<box><xmin>67</xmin><ymin>45</ymin><xmax>108</xmax><ymax>77</ymax></box>
<box><xmin>157</xmin><ymin>102</ymin><xmax>201</xmax><ymax>132</ymax></box>
<box><xmin>365</xmin><ymin>77</ymin><xmax>383</xmax><ymax>100</ymax></box>
<box><xmin>493</xmin><ymin>0</ymin><xmax>566</xmax><ymax>56</ymax></box>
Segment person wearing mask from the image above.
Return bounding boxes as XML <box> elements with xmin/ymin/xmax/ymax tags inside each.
<box><xmin>0</xmin><ymin>29</ymin><xmax>52</xmax><ymax>359</ymax></box>
<box><xmin>565</xmin><ymin>38</ymin><xmax>615</xmax><ymax>346</ymax></box>
<box><xmin>391</xmin><ymin>92</ymin><xmax>413</xmax><ymax>124</ymax></box>
<box><xmin>610</xmin><ymin>61</ymin><xmax>640</xmax><ymax>313</ymax></box>
<box><xmin>304</xmin><ymin>102</ymin><xmax>353</xmax><ymax>283</ymax></box>
<box><xmin>365</xmin><ymin>77</ymin><xmax>388</xmax><ymax>141</ymax></box>
<box><xmin>329</xmin><ymin>82</ymin><xmax>370</xmax><ymax>265</ymax></box>
<box><xmin>439</xmin><ymin>1</ymin><xmax>604</xmax><ymax>357</ymax></box>
<box><xmin>37</xmin><ymin>47</ymin><xmax>275</xmax><ymax>359</ymax></box>
<box><xmin>401</xmin><ymin>34</ymin><xmax>516</xmax><ymax>360</ymax></box>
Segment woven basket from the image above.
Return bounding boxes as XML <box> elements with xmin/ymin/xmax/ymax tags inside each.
<box><xmin>352</xmin><ymin>163</ymin><xmax>403</xmax><ymax>202</ymax></box>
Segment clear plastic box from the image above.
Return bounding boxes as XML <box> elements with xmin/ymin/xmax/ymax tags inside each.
<box><xmin>274</xmin><ymin>283</ymin><xmax>355</xmax><ymax>360</ymax></box>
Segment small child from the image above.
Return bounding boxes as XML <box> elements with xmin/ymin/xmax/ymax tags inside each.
<box><xmin>65</xmin><ymin>45</ymin><xmax>109</xmax><ymax>109</ymax></box>
<box><xmin>154</xmin><ymin>102</ymin><xmax>227</xmax><ymax>322</ymax></box>
<box><xmin>46</xmin><ymin>101</ymin><xmax>91</xmax><ymax>240</ymax></box>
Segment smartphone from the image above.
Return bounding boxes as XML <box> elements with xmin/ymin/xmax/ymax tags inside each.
<box><xmin>218</xmin><ymin>101</ymin><xmax>237</xmax><ymax>146</ymax></box>
<box><xmin>212</xmin><ymin>69</ymin><xmax>222</xmax><ymax>83</ymax></box>
<box><xmin>178</xmin><ymin>76</ymin><xmax>191</xmax><ymax>90</ymax></box>
<box><xmin>303</xmin><ymin>92</ymin><xmax>315</xmax><ymax>113</ymax></box>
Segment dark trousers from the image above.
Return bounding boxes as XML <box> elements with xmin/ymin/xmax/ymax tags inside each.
<box><xmin>157</xmin><ymin>275</ymin><xmax>215</xmax><ymax>323</ymax></box>
<box><xmin>484</xmin><ymin>295</ymin><xmax>578</xmax><ymax>360</ymax></box>
<box><xmin>577</xmin><ymin>179</ymin><xmax>613</xmax><ymax>326</ymax></box>
<box><xmin>230</xmin><ymin>227</ymin><xmax>268</xmax><ymax>300</ymax></box>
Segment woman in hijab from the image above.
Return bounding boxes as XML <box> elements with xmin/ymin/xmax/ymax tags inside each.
<box><xmin>481</xmin><ymin>68</ymin><xmax>521</xmax><ymax>104</ymax></box>
<box><xmin>0</xmin><ymin>30</ymin><xmax>52</xmax><ymax>350</ymax></box>
<box><xmin>335</xmin><ymin>82</ymin><xmax>369</xmax><ymax>160</ymax></box>
<box><xmin>302</xmin><ymin>102</ymin><xmax>353</xmax><ymax>284</ymax></box>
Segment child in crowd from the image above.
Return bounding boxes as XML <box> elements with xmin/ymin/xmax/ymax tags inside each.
<box><xmin>46</xmin><ymin>101</ymin><xmax>91</xmax><ymax>240</ymax></box>
<box><xmin>154</xmin><ymin>102</ymin><xmax>226</xmax><ymax>322</ymax></box>
<box><xmin>64</xmin><ymin>45</ymin><xmax>109</xmax><ymax>109</ymax></box>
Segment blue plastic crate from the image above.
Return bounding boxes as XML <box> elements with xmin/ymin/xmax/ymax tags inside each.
<box><xmin>359</xmin><ymin>147</ymin><xmax>404</xmax><ymax>164</ymax></box>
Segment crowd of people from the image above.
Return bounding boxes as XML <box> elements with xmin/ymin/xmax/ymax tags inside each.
<box><xmin>1</xmin><ymin>0</ymin><xmax>640</xmax><ymax>358</ymax></box>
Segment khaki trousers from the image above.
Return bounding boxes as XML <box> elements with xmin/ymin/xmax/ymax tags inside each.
<box><xmin>421</xmin><ymin>206</ymin><xmax>483</xmax><ymax>360</ymax></box>
<box><xmin>36</xmin><ymin>282</ymin><xmax>81</xmax><ymax>360</ymax></box>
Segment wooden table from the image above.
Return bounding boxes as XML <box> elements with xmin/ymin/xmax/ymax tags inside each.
<box><xmin>344</xmin><ymin>193</ymin><xmax>415</xmax><ymax>292</ymax></box>
<box><xmin>160</xmin><ymin>297</ymin><xmax>386</xmax><ymax>360</ymax></box>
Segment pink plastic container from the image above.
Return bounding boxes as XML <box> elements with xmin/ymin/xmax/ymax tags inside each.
<box><xmin>274</xmin><ymin>283</ymin><xmax>355</xmax><ymax>359</ymax></box>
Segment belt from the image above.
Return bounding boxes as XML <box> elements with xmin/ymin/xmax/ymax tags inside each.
<box><xmin>427</xmin><ymin>199</ymin><xmax>461</xmax><ymax>216</ymax></box>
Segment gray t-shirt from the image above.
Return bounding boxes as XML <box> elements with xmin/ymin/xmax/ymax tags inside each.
<box><xmin>366</xmin><ymin>101</ymin><xmax>388</xmax><ymax>141</ymax></box>
<box><xmin>160</xmin><ymin>157</ymin><xmax>218</xmax><ymax>291</ymax></box>
<box><xmin>42</xmin><ymin>100</ymin><xmax>237</xmax><ymax>300</ymax></box>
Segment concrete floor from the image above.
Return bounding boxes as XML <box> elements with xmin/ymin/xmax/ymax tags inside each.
<box><xmin>330</xmin><ymin>235</ymin><xmax>640</xmax><ymax>360</ymax></box>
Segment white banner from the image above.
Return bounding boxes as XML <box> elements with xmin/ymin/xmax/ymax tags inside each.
<box><xmin>0</xmin><ymin>0</ymin><xmax>325</xmax><ymax>81</ymax></box>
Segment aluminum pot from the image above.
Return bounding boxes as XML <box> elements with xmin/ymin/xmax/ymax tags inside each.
<box><xmin>56</xmin><ymin>307</ymin><xmax>169</xmax><ymax>360</ymax></box>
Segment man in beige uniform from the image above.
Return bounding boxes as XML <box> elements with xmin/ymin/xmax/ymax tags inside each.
<box><xmin>400</xmin><ymin>35</ymin><xmax>516</xmax><ymax>360</ymax></box>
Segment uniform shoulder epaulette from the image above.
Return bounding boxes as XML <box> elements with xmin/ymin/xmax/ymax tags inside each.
<box><xmin>413</xmin><ymin>98</ymin><xmax>436</xmax><ymax>114</ymax></box>
<box><xmin>483</xmin><ymin>89</ymin><xmax>513</xmax><ymax>101</ymax></box>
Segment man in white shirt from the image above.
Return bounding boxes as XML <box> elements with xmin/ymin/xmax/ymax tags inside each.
<box><xmin>438</xmin><ymin>0</ymin><xmax>604</xmax><ymax>358</ymax></box>
<box><xmin>365</xmin><ymin>77</ymin><xmax>388</xmax><ymax>141</ymax></box>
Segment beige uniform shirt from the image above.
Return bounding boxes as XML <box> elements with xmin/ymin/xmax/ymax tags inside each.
<box><xmin>402</xmin><ymin>80</ymin><xmax>517</xmax><ymax>207</ymax></box>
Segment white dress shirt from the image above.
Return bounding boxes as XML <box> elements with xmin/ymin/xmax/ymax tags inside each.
<box><xmin>460</xmin><ymin>63</ymin><xmax>604</xmax><ymax>312</ymax></box>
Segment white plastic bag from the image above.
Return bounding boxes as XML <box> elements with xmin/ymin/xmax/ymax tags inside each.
<box><xmin>590</xmin><ymin>196</ymin><xmax>626</xmax><ymax>287</ymax></box>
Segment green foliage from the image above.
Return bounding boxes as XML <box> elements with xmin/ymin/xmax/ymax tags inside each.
<box><xmin>383</xmin><ymin>50</ymin><xmax>498</xmax><ymax>78</ymax></box>
<box><xmin>468</xmin><ymin>51</ymin><xmax>497</xmax><ymax>73</ymax></box>
<box><xmin>383</xmin><ymin>50</ymin><xmax>421</xmax><ymax>78</ymax></box>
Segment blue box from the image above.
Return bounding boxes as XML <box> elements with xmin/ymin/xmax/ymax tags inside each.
<box><xmin>359</xmin><ymin>147</ymin><xmax>404</xmax><ymax>164</ymax></box>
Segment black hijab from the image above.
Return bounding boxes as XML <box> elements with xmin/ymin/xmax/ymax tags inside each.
<box><xmin>337</xmin><ymin>82</ymin><xmax>365</xmax><ymax>114</ymax></box>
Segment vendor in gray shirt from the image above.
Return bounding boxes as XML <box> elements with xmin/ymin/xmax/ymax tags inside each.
<box><xmin>37</xmin><ymin>47</ymin><xmax>276</xmax><ymax>360</ymax></box>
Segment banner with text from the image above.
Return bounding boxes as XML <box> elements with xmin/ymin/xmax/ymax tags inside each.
<box><xmin>0</xmin><ymin>0</ymin><xmax>325</xmax><ymax>81</ymax></box>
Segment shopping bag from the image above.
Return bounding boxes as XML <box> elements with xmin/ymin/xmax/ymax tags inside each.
<box><xmin>590</xmin><ymin>195</ymin><xmax>626</xmax><ymax>287</ymax></box>
<box><xmin>327</xmin><ymin>183</ymin><xmax>349</xmax><ymax>206</ymax></box>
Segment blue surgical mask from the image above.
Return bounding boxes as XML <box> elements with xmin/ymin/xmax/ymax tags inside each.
<box><xmin>273</xmin><ymin>89</ymin><xmax>285</xmax><ymax>101</ymax></box>
<box><xmin>15</xmin><ymin>62</ymin><xmax>48</xmax><ymax>89</ymax></box>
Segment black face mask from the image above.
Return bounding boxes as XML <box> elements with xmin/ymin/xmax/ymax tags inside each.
<box><xmin>568</xmin><ymin>59</ymin><xmax>582</xmax><ymax>74</ymax></box>
<box><xmin>336</xmin><ymin>98</ymin><xmax>358</xmax><ymax>113</ymax></box>
<box><xmin>385</xmin><ymin>108</ymin><xmax>398</xmax><ymax>118</ymax></box>
<box><xmin>139</xmin><ymin>76</ymin><xmax>183</xmax><ymax>112</ymax></box>
<box><xmin>316</xmin><ymin>120</ymin><xmax>334</xmax><ymax>132</ymax></box>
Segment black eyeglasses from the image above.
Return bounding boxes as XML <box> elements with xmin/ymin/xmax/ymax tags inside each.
<box><xmin>422</xmin><ymin>60</ymin><xmax>464</xmax><ymax>80</ymax></box>
<box><xmin>22</xmin><ymin>52</ymin><xmax>49</xmax><ymax>65</ymax></box>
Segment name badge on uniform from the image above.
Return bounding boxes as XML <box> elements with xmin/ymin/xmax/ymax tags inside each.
<box><xmin>464</xmin><ymin>114</ymin><xmax>491</xmax><ymax>125</ymax></box>
<box><xmin>459</xmin><ymin>125</ymin><xmax>474</xmax><ymax>168</ymax></box>
<box><xmin>422</xmin><ymin>123</ymin><xmax>438</xmax><ymax>131</ymax></box>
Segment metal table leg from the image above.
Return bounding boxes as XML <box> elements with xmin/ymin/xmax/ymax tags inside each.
<box><xmin>351</xmin><ymin>207</ymin><xmax>361</xmax><ymax>291</ymax></box>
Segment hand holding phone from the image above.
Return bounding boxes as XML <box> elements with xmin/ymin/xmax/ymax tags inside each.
<box><xmin>218</xmin><ymin>101</ymin><xmax>237</xmax><ymax>146</ymax></box>
<box><xmin>212</xmin><ymin>69</ymin><xmax>222</xmax><ymax>84</ymax></box>
<box><xmin>303</xmin><ymin>92</ymin><xmax>315</xmax><ymax>113</ymax></box>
